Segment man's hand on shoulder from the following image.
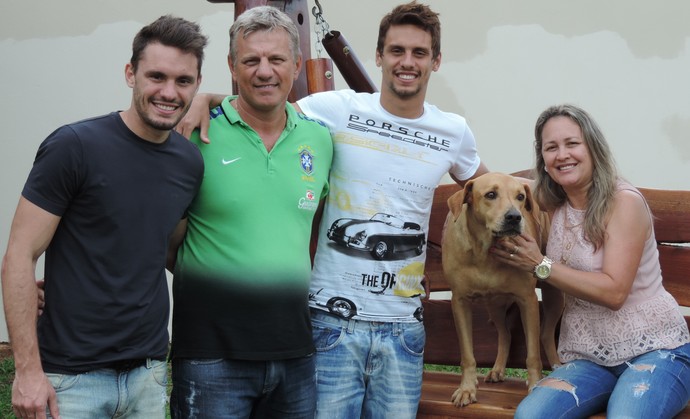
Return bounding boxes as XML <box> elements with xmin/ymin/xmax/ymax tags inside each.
<box><xmin>176</xmin><ymin>93</ymin><xmax>224</xmax><ymax>144</ymax></box>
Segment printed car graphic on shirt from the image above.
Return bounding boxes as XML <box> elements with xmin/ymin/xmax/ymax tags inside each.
<box><xmin>309</xmin><ymin>288</ymin><xmax>424</xmax><ymax>321</ymax></box>
<box><xmin>326</xmin><ymin>212</ymin><xmax>426</xmax><ymax>260</ymax></box>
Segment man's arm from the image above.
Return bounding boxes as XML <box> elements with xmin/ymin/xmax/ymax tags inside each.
<box><xmin>310</xmin><ymin>199</ymin><xmax>326</xmax><ymax>267</ymax></box>
<box><xmin>167</xmin><ymin>218</ymin><xmax>188</xmax><ymax>272</ymax></box>
<box><xmin>175</xmin><ymin>93</ymin><xmax>226</xmax><ymax>143</ymax></box>
<box><xmin>176</xmin><ymin>94</ymin><xmax>305</xmax><ymax>144</ymax></box>
<box><xmin>450</xmin><ymin>161</ymin><xmax>490</xmax><ymax>188</ymax></box>
<box><xmin>1</xmin><ymin>197</ymin><xmax>61</xmax><ymax>419</ymax></box>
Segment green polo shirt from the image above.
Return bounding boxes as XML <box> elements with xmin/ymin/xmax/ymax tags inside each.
<box><xmin>172</xmin><ymin>96</ymin><xmax>333</xmax><ymax>360</ymax></box>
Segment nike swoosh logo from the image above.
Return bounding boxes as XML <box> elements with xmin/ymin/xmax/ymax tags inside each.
<box><xmin>222</xmin><ymin>157</ymin><xmax>241</xmax><ymax>165</ymax></box>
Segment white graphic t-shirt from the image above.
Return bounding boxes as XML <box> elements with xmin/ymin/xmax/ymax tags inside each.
<box><xmin>298</xmin><ymin>90</ymin><xmax>481</xmax><ymax>322</ymax></box>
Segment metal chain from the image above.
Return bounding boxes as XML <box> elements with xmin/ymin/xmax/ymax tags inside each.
<box><xmin>311</xmin><ymin>0</ymin><xmax>331</xmax><ymax>58</ymax></box>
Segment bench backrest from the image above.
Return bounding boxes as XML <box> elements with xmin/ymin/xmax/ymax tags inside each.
<box><xmin>422</xmin><ymin>181</ymin><xmax>690</xmax><ymax>368</ymax></box>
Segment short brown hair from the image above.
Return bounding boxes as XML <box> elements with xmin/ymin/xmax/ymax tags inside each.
<box><xmin>377</xmin><ymin>1</ymin><xmax>441</xmax><ymax>59</ymax></box>
<box><xmin>130</xmin><ymin>15</ymin><xmax>208</xmax><ymax>75</ymax></box>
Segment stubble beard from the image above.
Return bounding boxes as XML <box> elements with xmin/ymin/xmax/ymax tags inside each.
<box><xmin>135</xmin><ymin>99</ymin><xmax>187</xmax><ymax>132</ymax></box>
<box><xmin>141</xmin><ymin>113</ymin><xmax>178</xmax><ymax>131</ymax></box>
<box><xmin>388</xmin><ymin>80</ymin><xmax>422</xmax><ymax>100</ymax></box>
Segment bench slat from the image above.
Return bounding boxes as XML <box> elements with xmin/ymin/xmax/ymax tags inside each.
<box><xmin>419</xmin><ymin>371</ymin><xmax>525</xmax><ymax>418</ymax></box>
<box><xmin>660</xmin><ymin>244</ymin><xmax>690</xmax><ymax>307</ymax></box>
<box><xmin>639</xmin><ymin>188</ymin><xmax>690</xmax><ymax>243</ymax></box>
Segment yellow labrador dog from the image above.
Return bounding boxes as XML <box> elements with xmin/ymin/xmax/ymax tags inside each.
<box><xmin>442</xmin><ymin>172</ymin><xmax>563</xmax><ymax>407</ymax></box>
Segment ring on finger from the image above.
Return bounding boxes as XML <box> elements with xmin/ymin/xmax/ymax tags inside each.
<box><xmin>513</xmin><ymin>246</ymin><xmax>519</xmax><ymax>254</ymax></box>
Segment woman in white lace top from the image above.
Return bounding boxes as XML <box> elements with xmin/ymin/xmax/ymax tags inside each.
<box><xmin>494</xmin><ymin>104</ymin><xmax>690</xmax><ymax>419</ymax></box>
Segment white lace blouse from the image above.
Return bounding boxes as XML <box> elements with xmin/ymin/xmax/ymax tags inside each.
<box><xmin>548</xmin><ymin>181</ymin><xmax>690</xmax><ymax>366</ymax></box>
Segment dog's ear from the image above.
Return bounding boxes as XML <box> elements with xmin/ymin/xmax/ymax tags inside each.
<box><xmin>447</xmin><ymin>190</ymin><xmax>464</xmax><ymax>217</ymax></box>
<box><xmin>463</xmin><ymin>181</ymin><xmax>475</xmax><ymax>206</ymax></box>
<box><xmin>522</xmin><ymin>183</ymin><xmax>536</xmax><ymax>213</ymax></box>
<box><xmin>447</xmin><ymin>181</ymin><xmax>474</xmax><ymax>217</ymax></box>
<box><xmin>521</xmin><ymin>182</ymin><xmax>550</xmax><ymax>249</ymax></box>
<box><xmin>515</xmin><ymin>177</ymin><xmax>538</xmax><ymax>213</ymax></box>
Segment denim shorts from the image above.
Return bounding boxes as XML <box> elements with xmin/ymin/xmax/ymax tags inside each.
<box><xmin>170</xmin><ymin>355</ymin><xmax>316</xmax><ymax>419</ymax></box>
<box><xmin>46</xmin><ymin>358</ymin><xmax>167</xmax><ymax>419</ymax></box>
<box><xmin>310</xmin><ymin>308</ymin><xmax>425</xmax><ymax>419</ymax></box>
<box><xmin>515</xmin><ymin>342</ymin><xmax>690</xmax><ymax>419</ymax></box>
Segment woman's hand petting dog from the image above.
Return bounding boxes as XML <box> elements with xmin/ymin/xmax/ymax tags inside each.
<box><xmin>491</xmin><ymin>234</ymin><xmax>544</xmax><ymax>273</ymax></box>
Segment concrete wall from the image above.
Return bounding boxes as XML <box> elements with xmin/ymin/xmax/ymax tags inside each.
<box><xmin>1</xmin><ymin>0</ymin><xmax>689</xmax><ymax>342</ymax></box>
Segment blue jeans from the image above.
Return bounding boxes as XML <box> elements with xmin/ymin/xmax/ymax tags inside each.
<box><xmin>310</xmin><ymin>309</ymin><xmax>425</xmax><ymax>419</ymax></box>
<box><xmin>515</xmin><ymin>342</ymin><xmax>690</xmax><ymax>419</ymax></box>
<box><xmin>170</xmin><ymin>355</ymin><xmax>316</xmax><ymax>419</ymax></box>
<box><xmin>45</xmin><ymin>359</ymin><xmax>167</xmax><ymax>419</ymax></box>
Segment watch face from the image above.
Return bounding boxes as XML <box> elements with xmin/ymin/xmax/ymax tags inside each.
<box><xmin>536</xmin><ymin>264</ymin><xmax>550</xmax><ymax>279</ymax></box>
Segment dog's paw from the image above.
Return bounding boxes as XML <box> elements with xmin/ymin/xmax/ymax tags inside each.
<box><xmin>451</xmin><ymin>386</ymin><xmax>477</xmax><ymax>407</ymax></box>
<box><xmin>484</xmin><ymin>369</ymin><xmax>505</xmax><ymax>383</ymax></box>
<box><xmin>526</xmin><ymin>368</ymin><xmax>543</xmax><ymax>391</ymax></box>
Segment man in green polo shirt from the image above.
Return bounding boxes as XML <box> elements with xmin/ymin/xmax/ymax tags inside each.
<box><xmin>166</xmin><ymin>6</ymin><xmax>333</xmax><ymax>418</ymax></box>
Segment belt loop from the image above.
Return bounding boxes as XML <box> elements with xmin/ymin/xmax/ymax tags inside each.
<box><xmin>347</xmin><ymin>318</ymin><xmax>356</xmax><ymax>334</ymax></box>
<box><xmin>145</xmin><ymin>358</ymin><xmax>153</xmax><ymax>369</ymax></box>
<box><xmin>393</xmin><ymin>322</ymin><xmax>401</xmax><ymax>336</ymax></box>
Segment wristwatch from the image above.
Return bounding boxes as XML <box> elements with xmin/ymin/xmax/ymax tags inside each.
<box><xmin>534</xmin><ymin>256</ymin><xmax>554</xmax><ymax>281</ymax></box>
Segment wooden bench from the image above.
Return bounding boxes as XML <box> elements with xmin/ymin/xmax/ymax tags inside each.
<box><xmin>418</xmin><ymin>181</ymin><xmax>690</xmax><ymax>418</ymax></box>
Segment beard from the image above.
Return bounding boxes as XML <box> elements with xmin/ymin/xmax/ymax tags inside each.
<box><xmin>133</xmin><ymin>90</ymin><xmax>187</xmax><ymax>132</ymax></box>
<box><xmin>387</xmin><ymin>80</ymin><xmax>422</xmax><ymax>99</ymax></box>
<box><xmin>138</xmin><ymin>111</ymin><xmax>180</xmax><ymax>131</ymax></box>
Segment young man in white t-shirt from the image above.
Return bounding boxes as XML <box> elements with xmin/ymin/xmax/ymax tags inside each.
<box><xmin>178</xmin><ymin>2</ymin><xmax>489</xmax><ymax>417</ymax></box>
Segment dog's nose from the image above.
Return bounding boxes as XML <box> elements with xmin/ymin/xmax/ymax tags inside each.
<box><xmin>504</xmin><ymin>208</ymin><xmax>522</xmax><ymax>226</ymax></box>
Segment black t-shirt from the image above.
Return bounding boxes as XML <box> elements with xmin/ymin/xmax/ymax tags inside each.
<box><xmin>23</xmin><ymin>112</ymin><xmax>203</xmax><ymax>373</ymax></box>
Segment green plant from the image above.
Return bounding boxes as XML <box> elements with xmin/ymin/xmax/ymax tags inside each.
<box><xmin>0</xmin><ymin>357</ymin><xmax>15</xmax><ymax>418</ymax></box>
<box><xmin>424</xmin><ymin>363</ymin><xmax>533</xmax><ymax>379</ymax></box>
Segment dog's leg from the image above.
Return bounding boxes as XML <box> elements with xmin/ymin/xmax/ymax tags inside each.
<box><xmin>515</xmin><ymin>292</ymin><xmax>543</xmax><ymax>390</ymax></box>
<box><xmin>540</xmin><ymin>283</ymin><xmax>565</xmax><ymax>368</ymax></box>
<box><xmin>484</xmin><ymin>301</ymin><xmax>511</xmax><ymax>383</ymax></box>
<box><xmin>450</xmin><ymin>295</ymin><xmax>478</xmax><ymax>407</ymax></box>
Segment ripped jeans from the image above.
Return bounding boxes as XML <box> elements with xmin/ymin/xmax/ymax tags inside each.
<box><xmin>515</xmin><ymin>342</ymin><xmax>690</xmax><ymax>419</ymax></box>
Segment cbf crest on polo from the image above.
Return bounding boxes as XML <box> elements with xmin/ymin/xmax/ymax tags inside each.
<box><xmin>300</xmin><ymin>148</ymin><xmax>314</xmax><ymax>175</ymax></box>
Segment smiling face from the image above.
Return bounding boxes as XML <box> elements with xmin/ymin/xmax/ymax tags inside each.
<box><xmin>376</xmin><ymin>24</ymin><xmax>440</xmax><ymax>105</ymax></box>
<box><xmin>540</xmin><ymin>115</ymin><xmax>594</xmax><ymax>196</ymax></box>
<box><xmin>125</xmin><ymin>42</ymin><xmax>201</xmax><ymax>142</ymax></box>
<box><xmin>229</xmin><ymin>28</ymin><xmax>300</xmax><ymax>115</ymax></box>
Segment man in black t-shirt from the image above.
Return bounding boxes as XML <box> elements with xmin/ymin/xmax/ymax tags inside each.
<box><xmin>1</xmin><ymin>15</ymin><xmax>207</xmax><ymax>419</ymax></box>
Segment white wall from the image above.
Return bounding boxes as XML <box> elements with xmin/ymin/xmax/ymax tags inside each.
<box><xmin>1</xmin><ymin>0</ymin><xmax>689</xmax><ymax>342</ymax></box>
